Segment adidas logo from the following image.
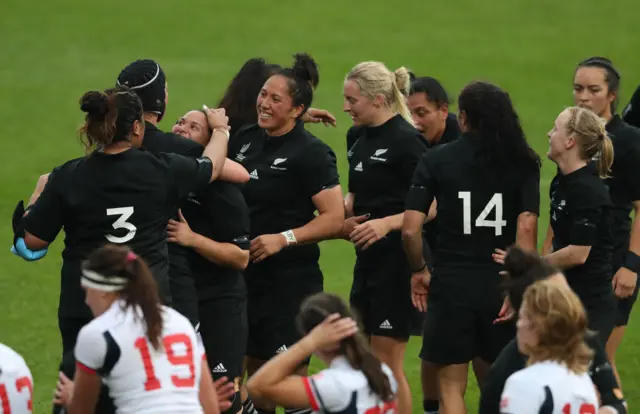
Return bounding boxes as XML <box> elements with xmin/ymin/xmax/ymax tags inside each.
<box><xmin>379</xmin><ymin>320</ymin><xmax>393</xmax><ymax>329</ymax></box>
<box><xmin>354</xmin><ymin>162</ymin><xmax>363</xmax><ymax>172</ymax></box>
<box><xmin>212</xmin><ymin>363</ymin><xmax>227</xmax><ymax>373</ymax></box>
<box><xmin>250</xmin><ymin>169</ymin><xmax>259</xmax><ymax>179</ymax></box>
<box><xmin>276</xmin><ymin>345</ymin><xmax>288</xmax><ymax>354</ymax></box>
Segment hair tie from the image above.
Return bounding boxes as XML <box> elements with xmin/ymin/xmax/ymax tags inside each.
<box><xmin>127</xmin><ymin>251</ymin><xmax>137</xmax><ymax>262</ymax></box>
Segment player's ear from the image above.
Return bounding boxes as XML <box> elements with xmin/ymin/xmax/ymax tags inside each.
<box><xmin>372</xmin><ymin>94</ymin><xmax>385</xmax><ymax>109</ymax></box>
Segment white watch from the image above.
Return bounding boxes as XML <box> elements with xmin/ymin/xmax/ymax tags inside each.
<box><xmin>281</xmin><ymin>230</ymin><xmax>297</xmax><ymax>246</ymax></box>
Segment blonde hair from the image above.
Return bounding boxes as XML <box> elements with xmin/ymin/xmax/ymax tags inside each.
<box><xmin>346</xmin><ymin>61</ymin><xmax>413</xmax><ymax>125</ymax></box>
<box><xmin>521</xmin><ymin>279</ymin><xmax>594</xmax><ymax>374</ymax></box>
<box><xmin>564</xmin><ymin>106</ymin><xmax>614</xmax><ymax>178</ymax></box>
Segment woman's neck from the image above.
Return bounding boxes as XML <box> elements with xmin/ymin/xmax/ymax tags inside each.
<box><xmin>368</xmin><ymin>107</ymin><xmax>395</xmax><ymax>127</ymax></box>
<box><xmin>266</xmin><ymin>120</ymin><xmax>297</xmax><ymax>137</ymax></box>
<box><xmin>102</xmin><ymin>141</ymin><xmax>133</xmax><ymax>154</ymax></box>
<box><xmin>143</xmin><ymin>112</ymin><xmax>158</xmax><ymax>126</ymax></box>
<box><xmin>556</xmin><ymin>153</ymin><xmax>587</xmax><ymax>175</ymax></box>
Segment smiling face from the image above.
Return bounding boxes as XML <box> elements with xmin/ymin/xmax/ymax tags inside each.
<box><xmin>172</xmin><ymin>111</ymin><xmax>210</xmax><ymax>145</ymax></box>
<box><xmin>573</xmin><ymin>67</ymin><xmax>615</xmax><ymax>119</ymax></box>
<box><xmin>256</xmin><ymin>75</ymin><xmax>302</xmax><ymax>135</ymax></box>
<box><xmin>408</xmin><ymin>92</ymin><xmax>448</xmax><ymax>142</ymax></box>
<box><xmin>343</xmin><ymin>79</ymin><xmax>381</xmax><ymax>127</ymax></box>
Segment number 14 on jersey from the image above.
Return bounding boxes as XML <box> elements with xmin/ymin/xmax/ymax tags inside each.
<box><xmin>458</xmin><ymin>192</ymin><xmax>507</xmax><ymax>236</ymax></box>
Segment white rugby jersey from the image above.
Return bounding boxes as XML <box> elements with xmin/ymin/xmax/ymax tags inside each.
<box><xmin>302</xmin><ymin>356</ymin><xmax>398</xmax><ymax>414</ymax></box>
<box><xmin>0</xmin><ymin>343</ymin><xmax>33</xmax><ymax>414</ymax></box>
<box><xmin>500</xmin><ymin>360</ymin><xmax>598</xmax><ymax>414</ymax></box>
<box><xmin>74</xmin><ymin>300</ymin><xmax>205</xmax><ymax>414</ymax></box>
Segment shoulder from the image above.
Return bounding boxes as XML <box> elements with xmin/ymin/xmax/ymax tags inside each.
<box><xmin>394</xmin><ymin>119</ymin><xmax>428</xmax><ymax>147</ymax></box>
<box><xmin>570</xmin><ymin>174</ymin><xmax>610</xmax><ymax>205</ymax></box>
<box><xmin>346</xmin><ymin>125</ymin><xmax>365</xmax><ymax>144</ymax></box>
<box><xmin>0</xmin><ymin>343</ymin><xmax>29</xmax><ymax>375</ymax></box>
<box><xmin>163</xmin><ymin>306</ymin><xmax>195</xmax><ymax>332</ymax></box>
<box><xmin>76</xmin><ymin>317</ymin><xmax>109</xmax><ymax>348</ymax></box>
<box><xmin>504</xmin><ymin>367</ymin><xmax>541</xmax><ymax>392</ymax></box>
<box><xmin>233</xmin><ymin>123</ymin><xmax>261</xmax><ymax>140</ymax></box>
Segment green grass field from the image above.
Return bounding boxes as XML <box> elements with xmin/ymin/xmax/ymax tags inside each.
<box><xmin>2</xmin><ymin>0</ymin><xmax>640</xmax><ymax>411</ymax></box>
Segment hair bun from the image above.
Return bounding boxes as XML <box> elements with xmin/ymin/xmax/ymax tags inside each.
<box><xmin>80</xmin><ymin>91</ymin><xmax>109</xmax><ymax>117</ymax></box>
<box><xmin>393</xmin><ymin>67</ymin><xmax>411</xmax><ymax>96</ymax></box>
<box><xmin>292</xmin><ymin>53</ymin><xmax>320</xmax><ymax>90</ymax></box>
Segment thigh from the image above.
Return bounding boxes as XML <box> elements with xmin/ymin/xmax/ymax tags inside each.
<box><xmin>420</xmin><ymin>276</ymin><xmax>476</xmax><ymax>365</ymax></box>
<box><xmin>476</xmin><ymin>279</ymin><xmax>515</xmax><ymax>364</ymax></box>
<box><xmin>199</xmin><ymin>297</ymin><xmax>248</xmax><ymax>383</ymax></box>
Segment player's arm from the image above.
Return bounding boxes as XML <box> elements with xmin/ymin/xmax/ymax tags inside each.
<box><xmin>541</xmin><ymin>224</ymin><xmax>554</xmax><ymax>256</ymax></box>
<box><xmin>544</xmin><ymin>205</ymin><xmax>600</xmax><ymax>269</ymax></box>
<box><xmin>22</xmin><ymin>169</ymin><xmax>65</xmax><ymax>251</ymax></box>
<box><xmin>344</xmin><ymin>192</ymin><xmax>354</xmax><ymax>218</ymax></box>
<box><xmin>516</xmin><ymin>167</ymin><xmax>540</xmax><ymax>252</ymax></box>
<box><xmin>219</xmin><ymin>158</ymin><xmax>250</xmax><ymax>183</ymax></box>
<box><xmin>200</xmin><ymin>109</ymin><xmax>231</xmax><ymax>182</ymax></box>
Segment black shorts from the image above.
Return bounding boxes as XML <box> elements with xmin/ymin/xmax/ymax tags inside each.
<box><xmin>168</xmin><ymin>245</ymin><xmax>199</xmax><ymax>327</ymax></box>
<box><xmin>585</xmin><ymin>298</ymin><xmax>617</xmax><ymax>344</ymax></box>
<box><xmin>420</xmin><ymin>268</ymin><xmax>514</xmax><ymax>365</ymax></box>
<box><xmin>199</xmin><ymin>296</ymin><xmax>248</xmax><ymax>383</ymax></box>
<box><xmin>350</xmin><ymin>233</ymin><xmax>414</xmax><ymax>340</ymax></box>
<box><xmin>245</xmin><ymin>264</ymin><xmax>323</xmax><ymax>362</ymax></box>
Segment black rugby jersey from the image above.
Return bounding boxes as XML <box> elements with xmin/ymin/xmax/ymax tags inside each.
<box><xmin>228</xmin><ymin>121</ymin><xmax>339</xmax><ymax>265</ymax></box>
<box><xmin>23</xmin><ymin>149</ymin><xmax>212</xmax><ymax>318</ymax></box>
<box><xmin>604</xmin><ymin>115</ymin><xmax>640</xmax><ymax>269</ymax></box>
<box><xmin>181</xmin><ymin>181</ymin><xmax>249</xmax><ymax>300</ymax></box>
<box><xmin>406</xmin><ymin>132</ymin><xmax>540</xmax><ymax>270</ymax></box>
<box><xmin>549</xmin><ymin>163</ymin><xmax>613</xmax><ymax>304</ymax></box>
<box><xmin>346</xmin><ymin>114</ymin><xmax>428</xmax><ymax>220</ymax></box>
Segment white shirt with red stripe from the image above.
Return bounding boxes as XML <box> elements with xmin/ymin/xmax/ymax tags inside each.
<box><xmin>74</xmin><ymin>300</ymin><xmax>205</xmax><ymax>414</ymax></box>
<box><xmin>500</xmin><ymin>360</ymin><xmax>598</xmax><ymax>414</ymax></box>
<box><xmin>302</xmin><ymin>356</ymin><xmax>398</xmax><ymax>414</ymax></box>
<box><xmin>0</xmin><ymin>343</ymin><xmax>34</xmax><ymax>414</ymax></box>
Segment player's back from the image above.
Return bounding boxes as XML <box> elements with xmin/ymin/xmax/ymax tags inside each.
<box><xmin>0</xmin><ymin>343</ymin><xmax>33</xmax><ymax>414</ymax></box>
<box><xmin>428</xmin><ymin>137</ymin><xmax>539</xmax><ymax>269</ymax></box>
<box><xmin>77</xmin><ymin>303</ymin><xmax>203</xmax><ymax>414</ymax></box>
<box><xmin>303</xmin><ymin>357</ymin><xmax>398</xmax><ymax>414</ymax></box>
<box><xmin>500</xmin><ymin>361</ymin><xmax>598</xmax><ymax>414</ymax></box>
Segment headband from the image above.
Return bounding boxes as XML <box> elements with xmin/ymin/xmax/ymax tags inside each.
<box><xmin>81</xmin><ymin>269</ymin><xmax>128</xmax><ymax>292</ymax></box>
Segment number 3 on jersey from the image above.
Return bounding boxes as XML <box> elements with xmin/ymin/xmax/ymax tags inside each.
<box><xmin>106</xmin><ymin>207</ymin><xmax>137</xmax><ymax>243</ymax></box>
<box><xmin>458</xmin><ymin>192</ymin><xmax>507</xmax><ymax>236</ymax></box>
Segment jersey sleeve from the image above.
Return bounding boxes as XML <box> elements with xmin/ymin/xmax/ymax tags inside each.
<box><xmin>301</xmin><ymin>142</ymin><xmax>340</xmax><ymax>198</ymax></box>
<box><xmin>302</xmin><ymin>370</ymin><xmax>350</xmax><ymax>412</ymax></box>
<box><xmin>74</xmin><ymin>324</ymin><xmax>107</xmax><ymax>374</ymax></box>
<box><xmin>500</xmin><ymin>374</ymin><xmax>543</xmax><ymax>414</ymax></box>
<box><xmin>22</xmin><ymin>167</ymin><xmax>65</xmax><ymax>242</ymax></box>
<box><xmin>622</xmin><ymin>85</ymin><xmax>640</xmax><ymax>128</ymax></box>
<box><xmin>405</xmin><ymin>152</ymin><xmax>437</xmax><ymax>212</ymax></box>
<box><xmin>568</xmin><ymin>191</ymin><xmax>604</xmax><ymax>246</ymax></box>
<box><xmin>400</xmin><ymin>133</ymin><xmax>428</xmax><ymax>183</ymax></box>
<box><xmin>519</xmin><ymin>167</ymin><xmax>541</xmax><ymax>215</ymax></box>
<box><xmin>161</xmin><ymin>153</ymin><xmax>214</xmax><ymax>202</ymax></box>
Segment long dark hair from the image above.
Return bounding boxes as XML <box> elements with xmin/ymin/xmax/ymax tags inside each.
<box><xmin>296</xmin><ymin>293</ymin><xmax>394</xmax><ymax>402</ymax></box>
<box><xmin>78</xmin><ymin>87</ymin><xmax>143</xmax><ymax>152</ymax></box>
<box><xmin>217</xmin><ymin>58</ymin><xmax>282</xmax><ymax>135</ymax></box>
<box><xmin>501</xmin><ymin>246</ymin><xmax>561</xmax><ymax>312</ymax></box>
<box><xmin>575</xmin><ymin>57</ymin><xmax>621</xmax><ymax>114</ymax></box>
<box><xmin>83</xmin><ymin>244</ymin><xmax>163</xmax><ymax>350</ymax></box>
<box><xmin>458</xmin><ymin>81</ymin><xmax>541</xmax><ymax>171</ymax></box>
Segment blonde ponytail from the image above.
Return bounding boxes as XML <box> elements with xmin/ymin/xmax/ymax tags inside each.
<box><xmin>390</xmin><ymin>67</ymin><xmax>413</xmax><ymax>125</ymax></box>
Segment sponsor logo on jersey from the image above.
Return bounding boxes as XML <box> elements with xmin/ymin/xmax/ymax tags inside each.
<box><xmin>249</xmin><ymin>169</ymin><xmax>259</xmax><ymax>180</ymax></box>
<box><xmin>370</xmin><ymin>148</ymin><xmax>388</xmax><ymax>162</ymax></box>
<box><xmin>354</xmin><ymin>162</ymin><xmax>363</xmax><ymax>172</ymax></box>
<box><xmin>379</xmin><ymin>320</ymin><xmax>393</xmax><ymax>329</ymax></box>
<box><xmin>271</xmin><ymin>158</ymin><xmax>288</xmax><ymax>171</ymax></box>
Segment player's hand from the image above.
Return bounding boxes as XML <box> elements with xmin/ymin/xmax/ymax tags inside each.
<box><xmin>11</xmin><ymin>237</ymin><xmax>48</xmax><ymax>261</ymax></box>
<box><xmin>340</xmin><ymin>214</ymin><xmax>369</xmax><ymax>239</ymax></box>
<box><xmin>212</xmin><ymin>377</ymin><xmax>236</xmax><ymax>411</ymax></box>
<box><xmin>250</xmin><ymin>234</ymin><xmax>287</xmax><ymax>263</ymax></box>
<box><xmin>167</xmin><ymin>210</ymin><xmax>196</xmax><ymax>248</ymax></box>
<box><xmin>302</xmin><ymin>108</ymin><xmax>337</xmax><ymax>127</ymax></box>
<box><xmin>411</xmin><ymin>269</ymin><xmax>431</xmax><ymax>312</ymax></box>
<box><xmin>350</xmin><ymin>218</ymin><xmax>390</xmax><ymax>250</ymax></box>
<box><xmin>612</xmin><ymin>267</ymin><xmax>637</xmax><ymax>298</ymax></box>
<box><xmin>492</xmin><ymin>248</ymin><xmax>507</xmax><ymax>265</ymax></box>
<box><xmin>306</xmin><ymin>313</ymin><xmax>359</xmax><ymax>351</ymax></box>
<box><xmin>493</xmin><ymin>296</ymin><xmax>515</xmax><ymax>324</ymax></box>
<box><xmin>53</xmin><ymin>371</ymin><xmax>74</xmax><ymax>407</ymax></box>
<box><xmin>204</xmin><ymin>107</ymin><xmax>229</xmax><ymax>131</ymax></box>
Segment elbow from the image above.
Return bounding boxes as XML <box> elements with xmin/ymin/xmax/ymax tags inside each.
<box><xmin>233</xmin><ymin>251</ymin><xmax>250</xmax><ymax>271</ymax></box>
<box><xmin>401</xmin><ymin>226</ymin><xmax>420</xmax><ymax>244</ymax></box>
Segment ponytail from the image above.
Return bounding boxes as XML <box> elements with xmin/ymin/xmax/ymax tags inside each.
<box><xmin>390</xmin><ymin>67</ymin><xmax>414</xmax><ymax>125</ymax></box>
<box><xmin>342</xmin><ymin>335</ymin><xmax>394</xmax><ymax>401</ymax></box>
<box><xmin>83</xmin><ymin>245</ymin><xmax>164</xmax><ymax>350</ymax></box>
<box><xmin>122</xmin><ymin>253</ymin><xmax>164</xmax><ymax>350</ymax></box>
<box><xmin>595</xmin><ymin>128</ymin><xmax>614</xmax><ymax>178</ymax></box>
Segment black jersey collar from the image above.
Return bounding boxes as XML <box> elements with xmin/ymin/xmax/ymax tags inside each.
<box><xmin>363</xmin><ymin>114</ymin><xmax>403</xmax><ymax>137</ymax></box>
<box><xmin>561</xmin><ymin>162</ymin><xmax>597</xmax><ymax>182</ymax></box>
<box><xmin>264</xmin><ymin>119</ymin><xmax>304</xmax><ymax>146</ymax></box>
